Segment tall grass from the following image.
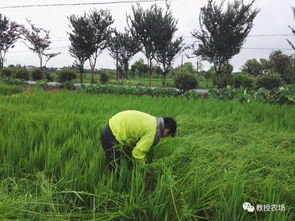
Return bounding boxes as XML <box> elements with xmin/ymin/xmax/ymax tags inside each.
<box><xmin>0</xmin><ymin>91</ymin><xmax>294</xmax><ymax>220</ymax></box>
<box><xmin>0</xmin><ymin>83</ymin><xmax>23</xmax><ymax>95</ymax></box>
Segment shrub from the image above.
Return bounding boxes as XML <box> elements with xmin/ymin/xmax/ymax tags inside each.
<box><xmin>208</xmin><ymin>86</ymin><xmax>237</xmax><ymax>100</ymax></box>
<box><xmin>100</xmin><ymin>72</ymin><xmax>109</xmax><ymax>84</ymax></box>
<box><xmin>181</xmin><ymin>90</ymin><xmax>200</xmax><ymax>100</ymax></box>
<box><xmin>56</xmin><ymin>69</ymin><xmax>77</xmax><ymax>83</ymax></box>
<box><xmin>1</xmin><ymin>67</ymin><xmax>14</xmax><ymax>78</ymax></box>
<box><xmin>256</xmin><ymin>73</ymin><xmax>282</xmax><ymax>90</ymax></box>
<box><xmin>84</xmin><ymin>84</ymin><xmax>181</xmax><ymax>97</ymax></box>
<box><xmin>254</xmin><ymin>87</ymin><xmax>295</xmax><ymax>105</ymax></box>
<box><xmin>174</xmin><ymin>71</ymin><xmax>198</xmax><ymax>93</ymax></box>
<box><xmin>0</xmin><ymin>84</ymin><xmax>23</xmax><ymax>95</ymax></box>
<box><xmin>31</xmin><ymin>68</ymin><xmax>44</xmax><ymax>80</ymax></box>
<box><xmin>130</xmin><ymin>59</ymin><xmax>148</xmax><ymax>77</ymax></box>
<box><xmin>44</xmin><ymin>71</ymin><xmax>54</xmax><ymax>81</ymax></box>
<box><xmin>15</xmin><ymin>68</ymin><xmax>29</xmax><ymax>80</ymax></box>
<box><xmin>35</xmin><ymin>80</ymin><xmax>48</xmax><ymax>89</ymax></box>
<box><xmin>232</xmin><ymin>72</ymin><xmax>255</xmax><ymax>89</ymax></box>
<box><xmin>1</xmin><ymin>77</ymin><xmax>24</xmax><ymax>85</ymax></box>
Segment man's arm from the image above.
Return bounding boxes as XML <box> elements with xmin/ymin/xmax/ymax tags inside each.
<box><xmin>132</xmin><ymin>133</ymin><xmax>154</xmax><ymax>164</ymax></box>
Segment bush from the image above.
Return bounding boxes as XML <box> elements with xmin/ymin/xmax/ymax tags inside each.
<box><xmin>100</xmin><ymin>72</ymin><xmax>110</xmax><ymax>84</ymax></box>
<box><xmin>15</xmin><ymin>68</ymin><xmax>29</xmax><ymax>80</ymax></box>
<box><xmin>254</xmin><ymin>87</ymin><xmax>295</xmax><ymax>105</ymax></box>
<box><xmin>84</xmin><ymin>84</ymin><xmax>181</xmax><ymax>97</ymax></box>
<box><xmin>56</xmin><ymin>69</ymin><xmax>77</xmax><ymax>83</ymax></box>
<box><xmin>208</xmin><ymin>85</ymin><xmax>295</xmax><ymax>105</ymax></box>
<box><xmin>44</xmin><ymin>71</ymin><xmax>54</xmax><ymax>81</ymax></box>
<box><xmin>0</xmin><ymin>77</ymin><xmax>24</xmax><ymax>85</ymax></box>
<box><xmin>130</xmin><ymin>59</ymin><xmax>148</xmax><ymax>77</ymax></box>
<box><xmin>256</xmin><ymin>73</ymin><xmax>282</xmax><ymax>90</ymax></box>
<box><xmin>0</xmin><ymin>84</ymin><xmax>23</xmax><ymax>95</ymax></box>
<box><xmin>35</xmin><ymin>80</ymin><xmax>48</xmax><ymax>89</ymax></box>
<box><xmin>232</xmin><ymin>73</ymin><xmax>255</xmax><ymax>89</ymax></box>
<box><xmin>1</xmin><ymin>67</ymin><xmax>14</xmax><ymax>78</ymax></box>
<box><xmin>174</xmin><ymin>71</ymin><xmax>198</xmax><ymax>93</ymax></box>
<box><xmin>31</xmin><ymin>68</ymin><xmax>44</xmax><ymax>80</ymax></box>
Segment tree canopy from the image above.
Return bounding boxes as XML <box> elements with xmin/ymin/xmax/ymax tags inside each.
<box><xmin>0</xmin><ymin>14</ymin><xmax>20</xmax><ymax>68</ymax></box>
<box><xmin>192</xmin><ymin>0</ymin><xmax>259</xmax><ymax>86</ymax></box>
<box><xmin>68</xmin><ymin>14</ymin><xmax>95</xmax><ymax>83</ymax></box>
<box><xmin>153</xmin><ymin>4</ymin><xmax>184</xmax><ymax>86</ymax></box>
<box><xmin>88</xmin><ymin>9</ymin><xmax>114</xmax><ymax>83</ymax></box>
<box><xmin>21</xmin><ymin>19</ymin><xmax>60</xmax><ymax>71</ymax></box>
<box><xmin>108</xmin><ymin>29</ymin><xmax>141</xmax><ymax>80</ymax></box>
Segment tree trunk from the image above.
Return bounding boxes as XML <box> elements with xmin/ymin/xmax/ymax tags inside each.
<box><xmin>116</xmin><ymin>52</ymin><xmax>119</xmax><ymax>81</ymax></box>
<box><xmin>89</xmin><ymin>53</ymin><xmax>98</xmax><ymax>84</ymax></box>
<box><xmin>162</xmin><ymin>71</ymin><xmax>167</xmax><ymax>87</ymax></box>
<box><xmin>147</xmin><ymin>58</ymin><xmax>152</xmax><ymax>87</ymax></box>
<box><xmin>91</xmin><ymin>68</ymin><xmax>95</xmax><ymax>84</ymax></box>
<box><xmin>0</xmin><ymin>52</ymin><xmax>4</xmax><ymax>68</ymax></box>
<box><xmin>39</xmin><ymin>55</ymin><xmax>43</xmax><ymax>71</ymax></box>
<box><xmin>124</xmin><ymin>62</ymin><xmax>129</xmax><ymax>79</ymax></box>
<box><xmin>214</xmin><ymin>65</ymin><xmax>222</xmax><ymax>87</ymax></box>
<box><xmin>79</xmin><ymin>64</ymin><xmax>84</xmax><ymax>84</ymax></box>
<box><xmin>118</xmin><ymin>67</ymin><xmax>123</xmax><ymax>84</ymax></box>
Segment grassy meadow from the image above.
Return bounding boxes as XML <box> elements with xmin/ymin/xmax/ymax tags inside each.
<box><xmin>0</xmin><ymin>90</ymin><xmax>294</xmax><ymax>220</ymax></box>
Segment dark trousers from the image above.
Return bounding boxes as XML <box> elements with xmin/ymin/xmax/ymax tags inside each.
<box><xmin>100</xmin><ymin>124</ymin><xmax>121</xmax><ymax>171</ymax></box>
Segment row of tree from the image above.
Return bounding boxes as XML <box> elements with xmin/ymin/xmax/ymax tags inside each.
<box><xmin>68</xmin><ymin>3</ymin><xmax>184</xmax><ymax>86</ymax></box>
<box><xmin>0</xmin><ymin>15</ymin><xmax>60</xmax><ymax>71</ymax></box>
<box><xmin>1</xmin><ymin>0</ymin><xmax>295</xmax><ymax>86</ymax></box>
<box><xmin>242</xmin><ymin>50</ymin><xmax>295</xmax><ymax>83</ymax></box>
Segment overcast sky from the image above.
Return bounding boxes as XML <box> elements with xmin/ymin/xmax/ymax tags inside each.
<box><xmin>1</xmin><ymin>0</ymin><xmax>295</xmax><ymax>71</ymax></box>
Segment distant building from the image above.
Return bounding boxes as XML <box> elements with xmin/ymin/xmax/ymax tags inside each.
<box><xmin>26</xmin><ymin>65</ymin><xmax>36</xmax><ymax>70</ymax></box>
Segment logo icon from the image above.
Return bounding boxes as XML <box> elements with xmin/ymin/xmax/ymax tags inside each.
<box><xmin>243</xmin><ymin>202</ymin><xmax>255</xmax><ymax>212</ymax></box>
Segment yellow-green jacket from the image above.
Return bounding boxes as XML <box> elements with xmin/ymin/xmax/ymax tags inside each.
<box><xmin>109</xmin><ymin>110</ymin><xmax>163</xmax><ymax>163</ymax></box>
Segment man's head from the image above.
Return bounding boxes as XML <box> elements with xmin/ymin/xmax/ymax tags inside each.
<box><xmin>162</xmin><ymin>117</ymin><xmax>177</xmax><ymax>137</ymax></box>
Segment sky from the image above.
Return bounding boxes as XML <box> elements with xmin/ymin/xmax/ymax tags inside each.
<box><xmin>1</xmin><ymin>0</ymin><xmax>295</xmax><ymax>71</ymax></box>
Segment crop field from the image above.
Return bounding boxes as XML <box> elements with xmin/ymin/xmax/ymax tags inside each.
<box><xmin>0</xmin><ymin>90</ymin><xmax>294</xmax><ymax>220</ymax></box>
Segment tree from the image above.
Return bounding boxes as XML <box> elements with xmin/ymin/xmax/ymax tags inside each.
<box><xmin>241</xmin><ymin>58</ymin><xmax>263</xmax><ymax>76</ymax></box>
<box><xmin>192</xmin><ymin>0</ymin><xmax>259</xmax><ymax>86</ymax></box>
<box><xmin>269</xmin><ymin>50</ymin><xmax>294</xmax><ymax>83</ymax></box>
<box><xmin>21</xmin><ymin>19</ymin><xmax>60</xmax><ymax>71</ymax></box>
<box><xmin>259</xmin><ymin>58</ymin><xmax>272</xmax><ymax>74</ymax></box>
<box><xmin>128</xmin><ymin>4</ymin><xmax>165</xmax><ymax>86</ymax></box>
<box><xmin>287</xmin><ymin>7</ymin><xmax>295</xmax><ymax>49</ymax></box>
<box><xmin>108</xmin><ymin>29</ymin><xmax>141</xmax><ymax>81</ymax></box>
<box><xmin>152</xmin><ymin>4</ymin><xmax>184</xmax><ymax>86</ymax></box>
<box><xmin>187</xmin><ymin>42</ymin><xmax>204</xmax><ymax>72</ymax></box>
<box><xmin>88</xmin><ymin>9</ymin><xmax>114</xmax><ymax>83</ymax></box>
<box><xmin>130</xmin><ymin>59</ymin><xmax>148</xmax><ymax>78</ymax></box>
<box><xmin>68</xmin><ymin>14</ymin><xmax>95</xmax><ymax>83</ymax></box>
<box><xmin>0</xmin><ymin>14</ymin><xmax>21</xmax><ymax>68</ymax></box>
<box><xmin>179</xmin><ymin>62</ymin><xmax>196</xmax><ymax>73</ymax></box>
<box><xmin>217</xmin><ymin>63</ymin><xmax>234</xmax><ymax>88</ymax></box>
<box><xmin>241</xmin><ymin>58</ymin><xmax>272</xmax><ymax>76</ymax></box>
<box><xmin>155</xmin><ymin>38</ymin><xmax>183</xmax><ymax>86</ymax></box>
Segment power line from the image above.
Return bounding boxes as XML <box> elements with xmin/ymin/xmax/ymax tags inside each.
<box><xmin>51</xmin><ymin>34</ymin><xmax>294</xmax><ymax>42</ymax></box>
<box><xmin>0</xmin><ymin>0</ymin><xmax>167</xmax><ymax>10</ymax></box>
<box><xmin>248</xmin><ymin>34</ymin><xmax>294</xmax><ymax>37</ymax></box>
<box><xmin>10</xmin><ymin>46</ymin><xmax>68</xmax><ymax>53</ymax></box>
<box><xmin>183</xmin><ymin>34</ymin><xmax>294</xmax><ymax>39</ymax></box>
<box><xmin>9</xmin><ymin>46</ymin><xmax>294</xmax><ymax>54</ymax></box>
<box><xmin>242</xmin><ymin>47</ymin><xmax>294</xmax><ymax>51</ymax></box>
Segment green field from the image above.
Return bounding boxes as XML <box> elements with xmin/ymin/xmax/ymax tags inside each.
<box><xmin>0</xmin><ymin>90</ymin><xmax>294</xmax><ymax>220</ymax></box>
